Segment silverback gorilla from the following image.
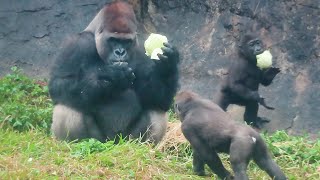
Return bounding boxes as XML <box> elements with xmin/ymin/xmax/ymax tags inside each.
<box><xmin>49</xmin><ymin>1</ymin><xmax>180</xmax><ymax>143</ymax></box>
<box><xmin>217</xmin><ymin>33</ymin><xmax>280</xmax><ymax>128</ymax></box>
<box><xmin>175</xmin><ymin>91</ymin><xmax>287</xmax><ymax>180</ymax></box>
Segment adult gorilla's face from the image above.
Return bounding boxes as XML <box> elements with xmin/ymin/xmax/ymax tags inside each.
<box><xmin>93</xmin><ymin>1</ymin><xmax>138</xmax><ymax>65</ymax></box>
<box><xmin>96</xmin><ymin>31</ymin><xmax>136</xmax><ymax>65</ymax></box>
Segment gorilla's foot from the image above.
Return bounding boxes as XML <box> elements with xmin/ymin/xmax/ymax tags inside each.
<box><xmin>258</xmin><ymin>117</ymin><xmax>271</xmax><ymax>123</ymax></box>
<box><xmin>194</xmin><ymin>170</ymin><xmax>206</xmax><ymax>176</ymax></box>
<box><xmin>252</xmin><ymin>117</ymin><xmax>271</xmax><ymax>129</ymax></box>
<box><xmin>252</xmin><ymin>121</ymin><xmax>264</xmax><ymax>129</ymax></box>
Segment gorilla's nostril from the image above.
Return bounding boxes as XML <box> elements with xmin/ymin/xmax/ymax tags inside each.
<box><xmin>114</xmin><ymin>48</ymin><xmax>127</xmax><ymax>57</ymax></box>
<box><xmin>121</xmin><ymin>50</ymin><xmax>127</xmax><ymax>56</ymax></box>
<box><xmin>114</xmin><ymin>50</ymin><xmax>120</xmax><ymax>56</ymax></box>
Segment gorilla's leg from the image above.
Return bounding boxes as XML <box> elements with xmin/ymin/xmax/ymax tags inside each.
<box><xmin>244</xmin><ymin>102</ymin><xmax>271</xmax><ymax>128</ymax></box>
<box><xmin>129</xmin><ymin>110</ymin><xmax>167</xmax><ymax>144</ymax></box>
<box><xmin>147</xmin><ymin>111</ymin><xmax>168</xmax><ymax>143</ymax></box>
<box><xmin>244</xmin><ymin>101</ymin><xmax>261</xmax><ymax>128</ymax></box>
<box><xmin>183</xmin><ymin>129</ymin><xmax>232</xmax><ymax>179</ymax></box>
<box><xmin>229</xmin><ymin>135</ymin><xmax>254</xmax><ymax>180</ymax></box>
<box><xmin>253</xmin><ymin>140</ymin><xmax>287</xmax><ymax>180</ymax></box>
<box><xmin>193</xmin><ymin>150</ymin><xmax>206</xmax><ymax>176</ymax></box>
<box><xmin>51</xmin><ymin>104</ymin><xmax>103</xmax><ymax>142</ymax></box>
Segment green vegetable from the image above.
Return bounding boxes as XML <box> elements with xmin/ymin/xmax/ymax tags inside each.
<box><xmin>144</xmin><ymin>33</ymin><xmax>168</xmax><ymax>60</ymax></box>
<box><xmin>256</xmin><ymin>50</ymin><xmax>273</xmax><ymax>69</ymax></box>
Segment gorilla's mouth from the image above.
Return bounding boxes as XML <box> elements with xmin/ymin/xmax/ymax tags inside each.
<box><xmin>112</xmin><ymin>61</ymin><xmax>128</xmax><ymax>66</ymax></box>
<box><xmin>254</xmin><ymin>50</ymin><xmax>264</xmax><ymax>56</ymax></box>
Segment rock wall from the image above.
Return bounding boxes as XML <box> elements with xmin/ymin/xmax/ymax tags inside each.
<box><xmin>0</xmin><ymin>0</ymin><xmax>319</xmax><ymax>137</ymax></box>
<box><xmin>0</xmin><ymin>0</ymin><xmax>109</xmax><ymax>77</ymax></box>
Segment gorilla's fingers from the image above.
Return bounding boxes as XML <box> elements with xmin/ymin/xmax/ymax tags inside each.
<box><xmin>274</xmin><ymin>68</ymin><xmax>281</xmax><ymax>75</ymax></box>
<box><xmin>158</xmin><ymin>54</ymin><xmax>168</xmax><ymax>60</ymax></box>
<box><xmin>275</xmin><ymin>67</ymin><xmax>281</xmax><ymax>72</ymax></box>
<box><xmin>131</xmin><ymin>72</ymin><xmax>136</xmax><ymax>79</ymax></box>
<box><xmin>123</xmin><ymin>67</ymin><xmax>135</xmax><ymax>81</ymax></box>
<box><xmin>128</xmin><ymin>71</ymin><xmax>136</xmax><ymax>81</ymax></box>
<box><xmin>161</xmin><ymin>47</ymin><xmax>174</xmax><ymax>55</ymax></box>
<box><xmin>267</xmin><ymin>67</ymin><xmax>281</xmax><ymax>75</ymax></box>
<box><xmin>163</xmin><ymin>42</ymin><xmax>172</xmax><ymax>48</ymax></box>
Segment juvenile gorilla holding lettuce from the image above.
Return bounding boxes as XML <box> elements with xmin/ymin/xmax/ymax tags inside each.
<box><xmin>217</xmin><ymin>32</ymin><xmax>280</xmax><ymax>128</ymax></box>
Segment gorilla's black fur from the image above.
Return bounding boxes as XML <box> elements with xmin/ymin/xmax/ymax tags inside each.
<box><xmin>49</xmin><ymin>1</ymin><xmax>179</xmax><ymax>143</ymax></box>
<box><xmin>175</xmin><ymin>91</ymin><xmax>287</xmax><ymax>180</ymax></box>
<box><xmin>217</xmin><ymin>33</ymin><xmax>280</xmax><ymax>128</ymax></box>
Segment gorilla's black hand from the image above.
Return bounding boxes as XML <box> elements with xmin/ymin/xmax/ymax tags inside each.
<box><xmin>111</xmin><ymin>62</ymin><xmax>135</xmax><ymax>81</ymax></box>
<box><xmin>98</xmin><ymin>62</ymin><xmax>135</xmax><ymax>89</ymax></box>
<box><xmin>110</xmin><ymin>62</ymin><xmax>136</xmax><ymax>88</ymax></box>
<box><xmin>258</xmin><ymin>97</ymin><xmax>275</xmax><ymax>110</ymax></box>
<box><xmin>264</xmin><ymin>67</ymin><xmax>280</xmax><ymax>80</ymax></box>
<box><xmin>156</xmin><ymin>43</ymin><xmax>179</xmax><ymax>75</ymax></box>
<box><xmin>260</xmin><ymin>67</ymin><xmax>280</xmax><ymax>86</ymax></box>
<box><xmin>159</xmin><ymin>42</ymin><xmax>179</xmax><ymax>63</ymax></box>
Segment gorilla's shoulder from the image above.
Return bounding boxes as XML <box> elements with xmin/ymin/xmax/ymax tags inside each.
<box><xmin>58</xmin><ymin>32</ymin><xmax>98</xmax><ymax>60</ymax></box>
<box><xmin>63</xmin><ymin>32</ymin><xmax>96</xmax><ymax>51</ymax></box>
<box><xmin>53</xmin><ymin>31</ymin><xmax>100</xmax><ymax>71</ymax></box>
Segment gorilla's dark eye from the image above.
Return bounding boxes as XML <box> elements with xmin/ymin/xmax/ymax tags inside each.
<box><xmin>108</xmin><ymin>37</ymin><xmax>132</xmax><ymax>45</ymax></box>
<box><xmin>123</xmin><ymin>39</ymin><xmax>133</xmax><ymax>46</ymax></box>
<box><xmin>108</xmin><ymin>37</ymin><xmax>117</xmax><ymax>42</ymax></box>
<box><xmin>107</xmin><ymin>37</ymin><xmax>119</xmax><ymax>47</ymax></box>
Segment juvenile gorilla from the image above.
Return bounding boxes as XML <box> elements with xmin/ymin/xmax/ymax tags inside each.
<box><xmin>49</xmin><ymin>1</ymin><xmax>179</xmax><ymax>143</ymax></box>
<box><xmin>175</xmin><ymin>91</ymin><xmax>287</xmax><ymax>180</ymax></box>
<box><xmin>217</xmin><ymin>33</ymin><xmax>280</xmax><ymax>128</ymax></box>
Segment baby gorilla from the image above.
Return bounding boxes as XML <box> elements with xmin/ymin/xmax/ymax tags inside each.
<box><xmin>175</xmin><ymin>90</ymin><xmax>287</xmax><ymax>180</ymax></box>
<box><xmin>216</xmin><ymin>33</ymin><xmax>280</xmax><ymax>128</ymax></box>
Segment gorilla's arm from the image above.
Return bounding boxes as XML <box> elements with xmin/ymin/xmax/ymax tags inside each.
<box><xmin>49</xmin><ymin>32</ymin><xmax>133</xmax><ymax>111</ymax></box>
<box><xmin>227</xmin><ymin>64</ymin><xmax>260</xmax><ymax>101</ymax></box>
<box><xmin>260</xmin><ymin>67</ymin><xmax>280</xmax><ymax>86</ymax></box>
<box><xmin>134</xmin><ymin>43</ymin><xmax>179</xmax><ymax>111</ymax></box>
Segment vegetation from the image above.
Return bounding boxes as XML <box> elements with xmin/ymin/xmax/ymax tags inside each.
<box><xmin>0</xmin><ymin>68</ymin><xmax>319</xmax><ymax>179</ymax></box>
<box><xmin>0</xmin><ymin>67</ymin><xmax>52</xmax><ymax>132</ymax></box>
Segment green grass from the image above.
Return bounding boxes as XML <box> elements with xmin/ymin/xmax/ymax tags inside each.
<box><xmin>0</xmin><ymin>67</ymin><xmax>52</xmax><ymax>132</ymax></box>
<box><xmin>0</xmin><ymin>68</ymin><xmax>319</xmax><ymax>179</ymax></box>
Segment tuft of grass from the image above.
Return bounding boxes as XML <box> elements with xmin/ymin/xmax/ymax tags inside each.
<box><xmin>0</xmin><ymin>129</ymin><xmax>204</xmax><ymax>179</ymax></box>
<box><xmin>259</xmin><ymin>131</ymin><xmax>320</xmax><ymax>179</ymax></box>
<box><xmin>167</xmin><ymin>107</ymin><xmax>179</xmax><ymax>122</ymax></box>
<box><xmin>0</xmin><ymin>67</ymin><xmax>52</xmax><ymax>132</ymax></box>
<box><xmin>0</xmin><ymin>69</ymin><xmax>319</xmax><ymax>179</ymax></box>
<box><xmin>0</xmin><ymin>128</ymin><xmax>318</xmax><ymax>179</ymax></box>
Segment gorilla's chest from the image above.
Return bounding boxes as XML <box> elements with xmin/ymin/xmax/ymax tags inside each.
<box><xmin>244</xmin><ymin>67</ymin><xmax>262</xmax><ymax>89</ymax></box>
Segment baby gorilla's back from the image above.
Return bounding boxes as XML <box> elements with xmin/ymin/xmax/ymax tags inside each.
<box><xmin>174</xmin><ymin>90</ymin><xmax>287</xmax><ymax>180</ymax></box>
